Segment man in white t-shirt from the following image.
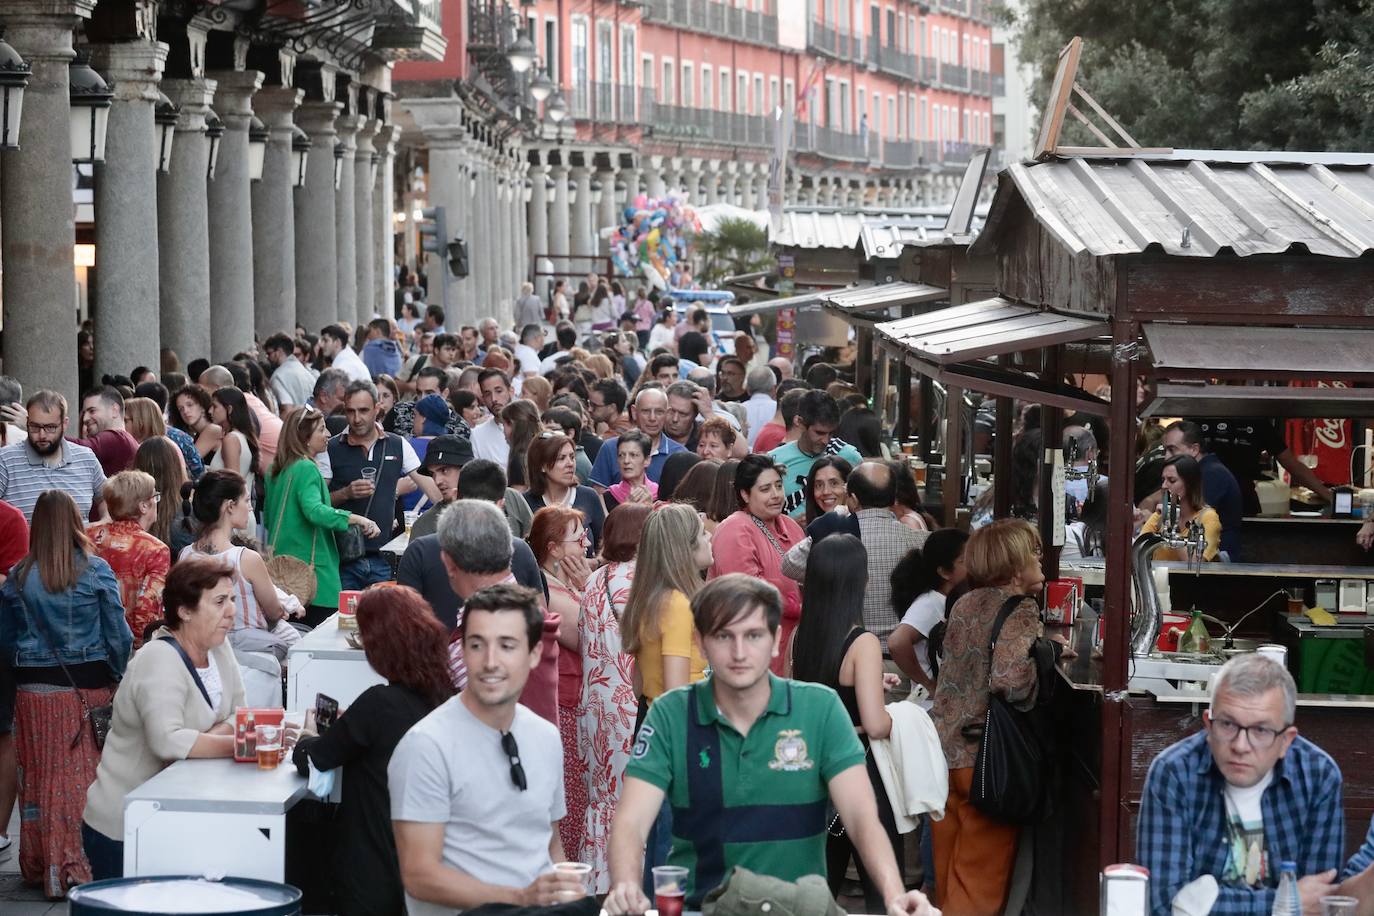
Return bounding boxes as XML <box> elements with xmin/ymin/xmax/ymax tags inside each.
<box><xmin>514</xmin><ymin>324</ymin><xmax>544</xmax><ymax>379</ymax></box>
<box><xmin>318</xmin><ymin>324</ymin><xmax>372</xmax><ymax>383</ymax></box>
<box><xmin>389</xmin><ymin>583</ymin><xmax>584</xmax><ymax>913</ymax></box>
<box><xmin>470</xmin><ymin>369</ymin><xmax>514</xmax><ymax>466</ymax></box>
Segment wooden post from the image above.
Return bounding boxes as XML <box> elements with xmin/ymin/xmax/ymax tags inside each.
<box><xmin>918</xmin><ymin>375</ymin><xmax>934</xmax><ymax>460</ymax></box>
<box><xmin>943</xmin><ymin>384</ymin><xmax>963</xmax><ymax>527</ymax></box>
<box><xmin>1038</xmin><ymin>346</ymin><xmax>1064</xmax><ymax>582</ymax></box>
<box><xmin>994</xmin><ymin>396</ymin><xmax>1013</xmax><ymax>518</ymax></box>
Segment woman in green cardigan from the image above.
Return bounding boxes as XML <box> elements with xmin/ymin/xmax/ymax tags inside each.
<box><xmin>265</xmin><ymin>407</ymin><xmax>380</xmax><ymax>625</ymax></box>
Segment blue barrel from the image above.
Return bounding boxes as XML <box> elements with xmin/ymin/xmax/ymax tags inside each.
<box><xmin>68</xmin><ymin>877</ymin><xmax>302</xmax><ymax>916</ymax></box>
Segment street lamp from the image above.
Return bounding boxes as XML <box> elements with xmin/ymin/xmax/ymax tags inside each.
<box><xmin>529</xmin><ymin>68</ymin><xmax>554</xmax><ymax>103</ymax></box>
<box><xmin>567</xmin><ymin>179</ymin><xmax>577</xmax><ymax>205</ymax></box>
<box><xmin>333</xmin><ymin>140</ymin><xmax>345</xmax><ymax>190</ymax></box>
<box><xmin>247</xmin><ymin>115</ymin><xmax>269</xmax><ymax>181</ymax></box>
<box><xmin>0</xmin><ymin>34</ymin><xmax>32</xmax><ymax>150</ymax></box>
<box><xmin>590</xmin><ymin>179</ymin><xmax>602</xmax><ymax>205</ymax></box>
<box><xmin>523</xmin><ymin>178</ymin><xmax>533</xmax><ymax>203</ymax></box>
<box><xmin>204</xmin><ymin>112</ymin><xmax>224</xmax><ymax>180</ymax></box>
<box><xmin>507</xmin><ymin>34</ymin><xmax>536</xmax><ymax>73</ymax></box>
<box><xmin>546</xmin><ymin>175</ymin><xmax>556</xmax><ymax>202</ymax></box>
<box><xmin>154</xmin><ymin>92</ymin><xmax>178</xmax><ymax>173</ymax></box>
<box><xmin>370</xmin><ymin>152</ymin><xmax>380</xmax><ymax>188</ymax></box>
<box><xmin>290</xmin><ymin>125</ymin><xmax>310</xmax><ymax>187</ymax></box>
<box><xmin>69</xmin><ymin>52</ymin><xmax>112</xmax><ymax>163</ymax></box>
<box><xmin>546</xmin><ymin>91</ymin><xmax>567</xmax><ymax>123</ymax></box>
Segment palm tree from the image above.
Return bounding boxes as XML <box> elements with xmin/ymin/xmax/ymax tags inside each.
<box><xmin>694</xmin><ymin>217</ymin><xmax>772</xmax><ymax>283</ymax></box>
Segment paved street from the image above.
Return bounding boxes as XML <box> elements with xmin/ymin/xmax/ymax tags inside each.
<box><xmin>1</xmin><ymin>809</ymin><xmax>67</xmax><ymax>916</ymax></box>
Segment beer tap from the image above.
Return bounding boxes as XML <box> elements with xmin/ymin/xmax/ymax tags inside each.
<box><xmin>1156</xmin><ymin>492</ymin><xmax>1205</xmax><ymax>573</ymax></box>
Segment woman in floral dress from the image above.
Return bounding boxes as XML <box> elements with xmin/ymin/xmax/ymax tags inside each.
<box><xmin>575</xmin><ymin>503</ymin><xmax>651</xmax><ymax>892</ymax></box>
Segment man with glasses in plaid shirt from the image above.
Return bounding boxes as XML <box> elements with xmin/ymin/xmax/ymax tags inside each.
<box><xmin>389</xmin><ymin>583</ymin><xmax>585</xmax><ymax>914</ymax></box>
<box><xmin>1136</xmin><ymin>653</ymin><xmax>1344</xmax><ymax>915</ymax></box>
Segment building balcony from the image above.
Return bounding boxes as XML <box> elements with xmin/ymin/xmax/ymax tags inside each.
<box><xmin>992</xmin><ymin>72</ymin><xmax>1005</xmax><ymax>96</ymax></box>
<box><xmin>940</xmin><ymin>140</ymin><xmax>973</xmax><ymax>165</ymax></box>
<box><xmin>935</xmin><ymin>0</ymin><xmax>969</xmax><ymax>14</ymax></box>
<box><xmin>649</xmin><ymin>104</ymin><xmax>772</xmax><ymax>147</ymax></box>
<box><xmin>969</xmin><ymin>69</ymin><xmax>989</xmax><ymax>95</ymax></box>
<box><xmin>875</xmin><ymin>44</ymin><xmax>918</xmax><ymax>80</ymax></box>
<box><xmin>919</xmin><ymin>56</ymin><xmax>938</xmax><ymax>84</ymax></box>
<box><xmin>941</xmin><ymin>63</ymin><xmax>967</xmax><ymax>90</ymax></box>
<box><xmin>372</xmin><ymin>0</ymin><xmax>448</xmax><ymax>60</ymax></box>
<box><xmin>794</xmin><ymin>124</ymin><xmax>867</xmax><ymax>161</ymax></box>
<box><xmin>807</xmin><ymin>20</ymin><xmax>859</xmax><ymax>61</ymax></box>
<box><xmin>641</xmin><ymin>0</ymin><xmax>779</xmax><ymax>48</ymax></box>
<box><xmin>570</xmin><ymin>81</ymin><xmax>655</xmax><ymax>124</ymax></box>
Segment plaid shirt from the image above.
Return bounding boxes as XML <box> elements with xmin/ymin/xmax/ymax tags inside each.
<box><xmin>1136</xmin><ymin>731</ymin><xmax>1344</xmax><ymax>916</ymax></box>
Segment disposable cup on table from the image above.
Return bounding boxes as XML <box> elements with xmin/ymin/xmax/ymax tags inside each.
<box><xmin>652</xmin><ymin>865</ymin><xmax>688</xmax><ymax>916</ymax></box>
<box><xmin>1321</xmin><ymin>897</ymin><xmax>1358</xmax><ymax>916</ymax></box>
<box><xmin>255</xmin><ymin>724</ymin><xmax>282</xmax><ymax>770</ymax></box>
<box><xmin>552</xmin><ymin>861</ymin><xmax>591</xmax><ymax>901</ymax></box>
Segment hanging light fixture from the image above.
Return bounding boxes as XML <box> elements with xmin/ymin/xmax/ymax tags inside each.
<box><xmin>529</xmin><ymin>68</ymin><xmax>554</xmax><ymax>103</ymax></box>
<box><xmin>507</xmin><ymin>34</ymin><xmax>536</xmax><ymax>73</ymax></box>
<box><xmin>590</xmin><ymin>179</ymin><xmax>602</xmax><ymax>206</ymax></box>
<box><xmin>290</xmin><ymin>125</ymin><xmax>310</xmax><ymax>187</ymax></box>
<box><xmin>567</xmin><ymin>179</ymin><xmax>577</xmax><ymax>205</ymax></box>
<box><xmin>546</xmin><ymin>175</ymin><xmax>557</xmax><ymax>201</ymax></box>
<box><xmin>523</xmin><ymin>177</ymin><xmax>533</xmax><ymax>203</ymax></box>
<box><xmin>204</xmin><ymin>111</ymin><xmax>224</xmax><ymax>180</ymax></box>
<box><xmin>546</xmin><ymin>91</ymin><xmax>567</xmax><ymax>123</ymax></box>
<box><xmin>153</xmin><ymin>92</ymin><xmax>178</xmax><ymax>173</ymax></box>
<box><xmin>333</xmin><ymin>140</ymin><xmax>345</xmax><ymax>190</ymax></box>
<box><xmin>69</xmin><ymin>52</ymin><xmax>113</xmax><ymax>163</ymax></box>
<box><xmin>247</xmin><ymin>115</ymin><xmax>269</xmax><ymax>182</ymax></box>
<box><xmin>469</xmin><ymin>166</ymin><xmax>477</xmax><ymax>197</ymax></box>
<box><xmin>0</xmin><ymin>34</ymin><xmax>32</xmax><ymax>151</ymax></box>
<box><xmin>370</xmin><ymin>152</ymin><xmax>380</xmax><ymax>188</ymax></box>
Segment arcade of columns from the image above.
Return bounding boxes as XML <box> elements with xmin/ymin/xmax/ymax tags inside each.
<box><xmin>0</xmin><ymin>1</ymin><xmax>402</xmax><ymax>414</ymax></box>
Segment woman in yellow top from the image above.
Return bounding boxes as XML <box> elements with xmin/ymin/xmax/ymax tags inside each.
<box><xmin>620</xmin><ymin>503</ymin><xmax>714</xmax><ymax>700</ymax></box>
<box><xmin>1142</xmin><ymin>455</ymin><xmax>1223</xmax><ymax>562</ymax></box>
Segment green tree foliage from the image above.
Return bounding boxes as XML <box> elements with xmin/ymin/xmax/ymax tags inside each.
<box><xmin>694</xmin><ymin>217</ymin><xmax>772</xmax><ymax>284</ymax></box>
<box><xmin>1008</xmin><ymin>0</ymin><xmax>1374</xmax><ymax>151</ymax></box>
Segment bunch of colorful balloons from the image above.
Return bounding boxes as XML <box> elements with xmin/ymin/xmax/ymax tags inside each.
<box><xmin>608</xmin><ymin>192</ymin><xmax>701</xmax><ymax>289</ymax></box>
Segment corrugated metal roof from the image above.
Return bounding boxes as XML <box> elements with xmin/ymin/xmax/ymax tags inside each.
<box><xmin>771</xmin><ymin>207</ymin><xmax>974</xmax><ymax>250</ymax></box>
<box><xmin>858</xmin><ymin>223</ymin><xmax>931</xmax><ymax>259</ymax></box>
<box><xmin>823</xmin><ymin>282</ymin><xmax>947</xmax><ymax>312</ymax></box>
<box><xmin>726</xmin><ymin>289</ymin><xmax>832</xmax><ymax>317</ymax></box>
<box><xmin>875</xmin><ymin>298</ymin><xmax>1107</xmax><ymax>364</ymax></box>
<box><xmin>973</xmin><ymin>154</ymin><xmax>1374</xmax><ymax>259</ymax></box>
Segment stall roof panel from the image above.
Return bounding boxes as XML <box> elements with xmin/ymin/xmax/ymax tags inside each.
<box><xmin>974</xmin><ymin>154</ymin><xmax>1374</xmax><ymax>259</ymax></box>
<box><xmin>823</xmin><ymin>282</ymin><xmax>948</xmax><ymax>313</ymax></box>
<box><xmin>771</xmin><ymin>206</ymin><xmax>985</xmax><ymax>250</ymax></box>
<box><xmin>725</xmin><ymin>290</ymin><xmax>831</xmax><ymax>317</ymax></box>
<box><xmin>875</xmin><ymin>298</ymin><xmax>1107</xmax><ymax>364</ymax></box>
<box><xmin>1144</xmin><ymin>322</ymin><xmax>1374</xmax><ymax>380</ymax></box>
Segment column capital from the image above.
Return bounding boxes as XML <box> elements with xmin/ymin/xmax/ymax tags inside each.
<box><xmin>254</xmin><ymin>85</ymin><xmax>303</xmax><ymax>128</ymax></box>
<box><xmin>208</xmin><ymin>69</ymin><xmax>264</xmax><ymax>126</ymax></box>
<box><xmin>297</xmin><ymin>99</ymin><xmax>343</xmax><ymax>136</ymax></box>
<box><xmin>162</xmin><ymin>76</ymin><xmax>217</xmax><ymax>131</ymax></box>
<box><xmin>88</xmin><ymin>40</ymin><xmax>167</xmax><ymax>103</ymax></box>
<box><xmin>3</xmin><ymin>0</ymin><xmax>95</xmax><ymax>62</ymax></box>
<box><xmin>376</xmin><ymin>123</ymin><xmax>402</xmax><ymax>155</ymax></box>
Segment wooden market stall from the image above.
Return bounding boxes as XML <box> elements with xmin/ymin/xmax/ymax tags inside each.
<box><xmin>872</xmin><ymin>144</ymin><xmax>1374</xmax><ymax>911</ymax></box>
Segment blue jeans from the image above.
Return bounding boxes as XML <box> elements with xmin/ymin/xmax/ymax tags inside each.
<box><xmin>82</xmin><ymin>821</ymin><xmax>123</xmax><ymax>881</ymax></box>
<box><xmin>340</xmin><ymin>555</ymin><xmax>392</xmax><ymax>591</ymax></box>
<box><xmin>642</xmin><ymin>797</ymin><xmax>674</xmax><ymax>897</ymax></box>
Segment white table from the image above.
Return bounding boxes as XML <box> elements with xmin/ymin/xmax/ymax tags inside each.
<box><xmin>380</xmin><ymin>531</ymin><xmax>409</xmax><ymax>558</ymax></box>
<box><xmin>286</xmin><ymin>612</ymin><xmax>386</xmax><ymax>709</ymax></box>
<box><xmin>124</xmin><ymin>758</ymin><xmax>312</xmax><ymax>881</ymax></box>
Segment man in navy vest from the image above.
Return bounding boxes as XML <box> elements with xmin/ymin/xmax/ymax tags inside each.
<box><xmin>320</xmin><ymin>379</ymin><xmax>441</xmax><ymax>589</ymax></box>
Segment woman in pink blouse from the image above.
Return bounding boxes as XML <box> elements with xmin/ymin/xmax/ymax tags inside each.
<box><xmin>708</xmin><ymin>454</ymin><xmax>805</xmax><ymax>674</ymax></box>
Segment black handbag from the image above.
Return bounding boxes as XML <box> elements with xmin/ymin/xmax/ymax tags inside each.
<box><xmin>969</xmin><ymin>595</ymin><xmax>1045</xmax><ymax>824</ymax></box>
<box><xmin>335</xmin><ymin>448</ymin><xmax>382</xmax><ymax>564</ymax></box>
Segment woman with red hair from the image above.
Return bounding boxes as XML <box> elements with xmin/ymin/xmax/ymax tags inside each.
<box><xmin>529</xmin><ymin>504</ymin><xmax>593</xmax><ymax>872</ymax></box>
<box><xmin>291</xmin><ymin>585</ymin><xmax>453</xmax><ymax>916</ymax></box>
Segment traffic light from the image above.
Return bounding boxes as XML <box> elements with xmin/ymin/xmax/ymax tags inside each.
<box><xmin>417</xmin><ymin>206</ymin><xmax>450</xmax><ymax>310</ymax></box>
<box><xmin>447</xmin><ymin>238</ymin><xmax>469</xmax><ymax>278</ymax></box>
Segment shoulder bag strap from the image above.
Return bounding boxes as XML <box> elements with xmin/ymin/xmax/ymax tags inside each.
<box><xmin>988</xmin><ymin>594</ymin><xmax>1029</xmax><ymax>654</ymax></box>
<box><xmin>268</xmin><ymin>467</ymin><xmax>297</xmax><ymax>555</ymax></box>
<box><xmin>158</xmin><ymin>636</ymin><xmax>215</xmax><ymax>710</ymax></box>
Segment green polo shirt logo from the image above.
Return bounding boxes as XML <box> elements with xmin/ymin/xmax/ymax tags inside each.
<box><xmin>769</xmin><ymin>730</ymin><xmax>814</xmax><ymax>771</ymax></box>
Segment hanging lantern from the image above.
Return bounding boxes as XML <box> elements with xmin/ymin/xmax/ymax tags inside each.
<box><xmin>529</xmin><ymin>69</ymin><xmax>554</xmax><ymax>103</ymax></box>
<box><xmin>247</xmin><ymin>115</ymin><xmax>269</xmax><ymax>182</ymax></box>
<box><xmin>333</xmin><ymin>139</ymin><xmax>345</xmax><ymax>190</ymax></box>
<box><xmin>523</xmin><ymin>177</ymin><xmax>533</xmax><ymax>203</ymax></box>
<box><xmin>0</xmin><ymin>34</ymin><xmax>32</xmax><ymax>151</ymax></box>
<box><xmin>290</xmin><ymin>125</ymin><xmax>311</xmax><ymax>187</ymax></box>
<box><xmin>567</xmin><ymin>179</ymin><xmax>577</xmax><ymax>205</ymax></box>
<box><xmin>590</xmin><ymin>179</ymin><xmax>602</xmax><ymax>206</ymax></box>
<box><xmin>69</xmin><ymin>52</ymin><xmax>113</xmax><ymax>163</ymax></box>
<box><xmin>507</xmin><ymin>34</ymin><xmax>536</xmax><ymax>73</ymax></box>
<box><xmin>370</xmin><ymin>151</ymin><xmax>380</xmax><ymax>188</ymax></box>
<box><xmin>546</xmin><ymin>91</ymin><xmax>567</xmax><ymax>123</ymax></box>
<box><xmin>154</xmin><ymin>92</ymin><xmax>178</xmax><ymax>174</ymax></box>
<box><xmin>204</xmin><ymin>111</ymin><xmax>224</xmax><ymax>180</ymax></box>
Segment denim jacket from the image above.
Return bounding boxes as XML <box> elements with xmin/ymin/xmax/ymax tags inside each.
<box><xmin>0</xmin><ymin>553</ymin><xmax>133</xmax><ymax>675</ymax></box>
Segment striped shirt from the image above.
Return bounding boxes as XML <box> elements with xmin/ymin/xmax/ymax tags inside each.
<box><xmin>0</xmin><ymin>440</ymin><xmax>106</xmax><ymax>521</ymax></box>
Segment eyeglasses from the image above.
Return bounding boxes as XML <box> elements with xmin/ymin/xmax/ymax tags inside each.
<box><xmin>1208</xmin><ymin>715</ymin><xmax>1291</xmax><ymax>749</ymax></box>
<box><xmin>26</xmin><ymin>423</ymin><xmax>61</xmax><ymax>435</ymax></box>
<box><xmin>562</xmin><ymin>529</ymin><xmax>590</xmax><ymax>545</ymax></box>
<box><xmin>500</xmin><ymin>730</ymin><xmax>527</xmax><ymax>791</ymax></box>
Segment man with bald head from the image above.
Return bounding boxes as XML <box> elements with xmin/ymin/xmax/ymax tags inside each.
<box><xmin>588</xmin><ymin>386</ymin><xmax>686</xmax><ymax>489</ymax></box>
<box><xmin>781</xmin><ymin>459</ymin><xmax>927</xmax><ymax>646</ymax></box>
<box><xmin>768</xmin><ymin>356</ymin><xmax>793</xmax><ymax>381</ymax></box>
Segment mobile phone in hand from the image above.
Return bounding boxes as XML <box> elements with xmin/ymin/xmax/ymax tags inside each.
<box><xmin>314</xmin><ymin>693</ymin><xmax>339</xmax><ymax>734</ymax></box>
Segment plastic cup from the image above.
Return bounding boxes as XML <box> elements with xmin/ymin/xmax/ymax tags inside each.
<box><xmin>282</xmin><ymin>711</ymin><xmax>305</xmax><ymax>751</ymax></box>
<box><xmin>652</xmin><ymin>865</ymin><xmax>688</xmax><ymax>916</ymax></box>
<box><xmin>255</xmin><ymin>724</ymin><xmax>281</xmax><ymax>770</ymax></box>
<box><xmin>361</xmin><ymin>466</ymin><xmax>378</xmax><ymax>483</ymax></box>
<box><xmin>1321</xmin><ymin>897</ymin><xmax>1358</xmax><ymax>916</ymax></box>
<box><xmin>552</xmin><ymin>861</ymin><xmax>591</xmax><ymax>901</ymax></box>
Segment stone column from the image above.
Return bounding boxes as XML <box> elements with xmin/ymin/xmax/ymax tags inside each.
<box><xmin>753</xmin><ymin>172</ymin><xmax>770</xmax><ymax>212</ymax></box>
<box><xmin>207</xmin><ymin>69</ymin><xmax>262</xmax><ymax>359</ymax></box>
<box><xmin>252</xmin><ymin>86</ymin><xmax>303</xmax><ymax>336</ymax></box>
<box><xmin>644</xmin><ymin>156</ymin><xmax>665</xmax><ymax>199</ymax></box>
<box><xmin>595</xmin><ymin>166</ymin><xmax>617</xmax><ymax>256</ymax></box>
<box><xmin>89</xmin><ymin>39</ymin><xmax>166</xmax><ymax>383</ymax></box>
<box><xmin>569</xmin><ymin>163</ymin><xmax>592</xmax><ymax>262</ymax></box>
<box><xmin>547</xmin><ymin>162</ymin><xmax>570</xmax><ymax>262</ymax></box>
<box><xmin>373</xmin><ymin>124</ymin><xmax>400</xmax><ymax>318</ymax></box>
<box><xmin>0</xmin><ymin>0</ymin><xmax>94</xmax><ymax>412</ymax></box>
<box><xmin>158</xmin><ymin>77</ymin><xmax>217</xmax><ymax>366</ymax></box>
<box><xmin>510</xmin><ymin>153</ymin><xmax>528</xmax><ymax>296</ymax></box>
<box><xmin>354</xmin><ymin>118</ymin><xmax>378</xmax><ymax>326</ymax></box>
<box><xmin>409</xmin><ymin>106</ymin><xmax>465</xmax><ymax>320</ymax></box>
<box><xmin>527</xmin><ymin>160</ymin><xmax>549</xmax><ymax>300</ymax></box>
<box><xmin>471</xmin><ymin>151</ymin><xmax>491</xmax><ymax>324</ymax></box>
<box><xmin>334</xmin><ymin>113</ymin><xmax>360</xmax><ymax>326</ymax></box>
<box><xmin>293</xmin><ymin>100</ymin><xmax>342</xmax><ymax>333</ymax></box>
<box><xmin>704</xmin><ymin>162</ymin><xmax>720</xmax><ymax>204</ymax></box>
<box><xmin>495</xmin><ymin>164</ymin><xmax>513</xmax><ymax>325</ymax></box>
<box><xmin>681</xmin><ymin>159</ymin><xmax>700</xmax><ymax>206</ymax></box>
<box><xmin>722</xmin><ymin>171</ymin><xmax>739</xmax><ymax>208</ymax></box>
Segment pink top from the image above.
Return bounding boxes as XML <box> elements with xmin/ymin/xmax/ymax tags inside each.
<box><xmin>606</xmin><ymin>477</ymin><xmax>658</xmax><ymax>506</ymax></box>
<box><xmin>708</xmin><ymin>509</ymin><xmax>805</xmax><ymax>674</ymax></box>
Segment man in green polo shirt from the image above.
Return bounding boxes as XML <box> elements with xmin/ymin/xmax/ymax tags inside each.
<box><xmin>604</xmin><ymin>574</ymin><xmax>939</xmax><ymax>916</ymax></box>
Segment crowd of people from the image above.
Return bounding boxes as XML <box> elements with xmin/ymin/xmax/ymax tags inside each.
<box><xmin>0</xmin><ymin>274</ymin><xmax>1371</xmax><ymax>916</ymax></box>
